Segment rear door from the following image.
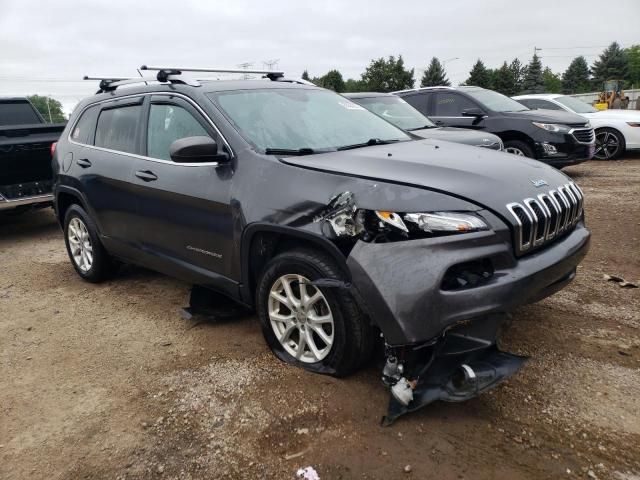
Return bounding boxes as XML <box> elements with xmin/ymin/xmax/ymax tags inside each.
<box><xmin>129</xmin><ymin>94</ymin><xmax>235</xmax><ymax>286</ymax></box>
<box><xmin>71</xmin><ymin>97</ymin><xmax>142</xmax><ymax>251</ymax></box>
<box><xmin>429</xmin><ymin>92</ymin><xmax>485</xmax><ymax>129</ymax></box>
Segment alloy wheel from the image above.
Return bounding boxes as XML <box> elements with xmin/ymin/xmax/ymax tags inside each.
<box><xmin>268</xmin><ymin>274</ymin><xmax>334</xmax><ymax>363</ymax></box>
<box><xmin>68</xmin><ymin>217</ymin><xmax>93</xmax><ymax>272</ymax></box>
<box><xmin>505</xmin><ymin>147</ymin><xmax>525</xmax><ymax>156</ymax></box>
<box><xmin>594</xmin><ymin>131</ymin><xmax>620</xmax><ymax>160</ymax></box>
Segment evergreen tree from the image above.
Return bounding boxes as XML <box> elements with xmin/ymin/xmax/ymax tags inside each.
<box><xmin>509</xmin><ymin>58</ymin><xmax>525</xmax><ymax>93</ymax></box>
<box><xmin>420</xmin><ymin>57</ymin><xmax>451</xmax><ymax>87</ymax></box>
<box><xmin>464</xmin><ymin>60</ymin><xmax>492</xmax><ymax>88</ymax></box>
<box><xmin>301</xmin><ymin>70</ymin><xmax>310</xmax><ymax>81</ymax></box>
<box><xmin>492</xmin><ymin>62</ymin><xmax>517</xmax><ymax>96</ymax></box>
<box><xmin>561</xmin><ymin>56</ymin><xmax>591</xmax><ymax>94</ymax></box>
<box><xmin>591</xmin><ymin>42</ymin><xmax>629</xmax><ymax>87</ymax></box>
<box><xmin>542</xmin><ymin>67</ymin><xmax>562</xmax><ymax>93</ymax></box>
<box><xmin>361</xmin><ymin>55</ymin><xmax>414</xmax><ymax>92</ymax></box>
<box><xmin>522</xmin><ymin>54</ymin><xmax>545</xmax><ymax>93</ymax></box>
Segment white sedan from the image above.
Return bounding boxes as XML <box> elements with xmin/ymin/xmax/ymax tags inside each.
<box><xmin>513</xmin><ymin>94</ymin><xmax>640</xmax><ymax>160</ymax></box>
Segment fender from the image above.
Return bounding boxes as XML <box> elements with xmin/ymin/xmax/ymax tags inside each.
<box><xmin>239</xmin><ymin>222</ymin><xmax>350</xmax><ymax>305</ymax></box>
<box><xmin>53</xmin><ymin>185</ymin><xmax>102</xmax><ymax>232</ymax></box>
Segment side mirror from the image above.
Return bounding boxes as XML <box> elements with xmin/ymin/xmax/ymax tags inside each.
<box><xmin>169</xmin><ymin>136</ymin><xmax>230</xmax><ymax>163</ymax></box>
<box><xmin>462</xmin><ymin>108</ymin><xmax>486</xmax><ymax>118</ymax></box>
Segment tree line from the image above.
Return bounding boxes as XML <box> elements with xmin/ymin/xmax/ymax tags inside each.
<box><xmin>305</xmin><ymin>42</ymin><xmax>640</xmax><ymax>96</ymax></box>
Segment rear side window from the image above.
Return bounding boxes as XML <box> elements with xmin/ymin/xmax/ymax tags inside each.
<box><xmin>95</xmin><ymin>105</ymin><xmax>142</xmax><ymax>154</ymax></box>
<box><xmin>519</xmin><ymin>99</ymin><xmax>563</xmax><ymax>111</ymax></box>
<box><xmin>0</xmin><ymin>100</ymin><xmax>42</xmax><ymax>126</ymax></box>
<box><xmin>147</xmin><ymin>104</ymin><xmax>209</xmax><ymax>160</ymax></box>
<box><xmin>433</xmin><ymin>93</ymin><xmax>476</xmax><ymax>116</ymax></box>
<box><xmin>70</xmin><ymin>106</ymin><xmax>99</xmax><ymax>145</ymax></box>
<box><xmin>402</xmin><ymin>94</ymin><xmax>429</xmax><ymax>115</ymax></box>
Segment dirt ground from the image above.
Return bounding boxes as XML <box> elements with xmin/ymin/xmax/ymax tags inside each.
<box><xmin>1</xmin><ymin>158</ymin><xmax>639</xmax><ymax>480</ymax></box>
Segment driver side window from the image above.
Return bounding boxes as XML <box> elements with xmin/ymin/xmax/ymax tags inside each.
<box><xmin>147</xmin><ymin>104</ymin><xmax>210</xmax><ymax>160</ymax></box>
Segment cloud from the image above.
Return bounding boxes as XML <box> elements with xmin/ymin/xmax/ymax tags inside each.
<box><xmin>1</xmin><ymin>0</ymin><xmax>638</xmax><ymax>113</ymax></box>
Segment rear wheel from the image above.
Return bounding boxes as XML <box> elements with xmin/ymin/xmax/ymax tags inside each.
<box><xmin>504</xmin><ymin>140</ymin><xmax>534</xmax><ymax>158</ymax></box>
<box><xmin>63</xmin><ymin>204</ymin><xmax>116</xmax><ymax>282</ymax></box>
<box><xmin>256</xmin><ymin>248</ymin><xmax>374</xmax><ymax>377</ymax></box>
<box><xmin>594</xmin><ymin>128</ymin><xmax>625</xmax><ymax>160</ymax></box>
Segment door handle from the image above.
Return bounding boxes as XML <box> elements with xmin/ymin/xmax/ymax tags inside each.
<box><xmin>76</xmin><ymin>158</ymin><xmax>92</xmax><ymax>168</ymax></box>
<box><xmin>135</xmin><ymin>170</ymin><xmax>158</xmax><ymax>182</ymax></box>
<box><xmin>435</xmin><ymin>120</ymin><xmax>444</xmax><ymax>126</ymax></box>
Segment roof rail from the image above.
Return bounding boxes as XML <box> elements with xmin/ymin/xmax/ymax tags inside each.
<box><xmin>83</xmin><ymin>71</ymin><xmax>200</xmax><ymax>94</ymax></box>
<box><xmin>140</xmin><ymin>65</ymin><xmax>285</xmax><ymax>80</ymax></box>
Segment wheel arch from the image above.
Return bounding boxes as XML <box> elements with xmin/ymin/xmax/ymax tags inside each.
<box><xmin>240</xmin><ymin>223</ymin><xmax>350</xmax><ymax>305</ymax></box>
<box><xmin>55</xmin><ymin>186</ymin><xmax>89</xmax><ymax>228</ymax></box>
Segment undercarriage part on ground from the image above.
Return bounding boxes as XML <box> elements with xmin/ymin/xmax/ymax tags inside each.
<box><xmin>181</xmin><ymin>285</ymin><xmax>252</xmax><ymax>321</ymax></box>
<box><xmin>380</xmin><ymin>314</ymin><xmax>527</xmax><ymax>426</ymax></box>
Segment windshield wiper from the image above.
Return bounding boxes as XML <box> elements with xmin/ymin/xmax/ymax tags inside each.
<box><xmin>337</xmin><ymin>138</ymin><xmax>400</xmax><ymax>151</ymax></box>
<box><xmin>407</xmin><ymin>125</ymin><xmax>436</xmax><ymax>131</ymax></box>
<box><xmin>264</xmin><ymin>147</ymin><xmax>316</xmax><ymax>156</ymax></box>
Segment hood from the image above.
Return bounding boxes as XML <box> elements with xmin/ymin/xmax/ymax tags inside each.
<box><xmin>583</xmin><ymin>109</ymin><xmax>640</xmax><ymax>121</ymax></box>
<box><xmin>411</xmin><ymin>127</ymin><xmax>501</xmax><ymax>146</ymax></box>
<box><xmin>502</xmin><ymin>109</ymin><xmax>587</xmax><ymax>125</ymax></box>
<box><xmin>282</xmin><ymin>139</ymin><xmax>571</xmax><ymax>221</ymax></box>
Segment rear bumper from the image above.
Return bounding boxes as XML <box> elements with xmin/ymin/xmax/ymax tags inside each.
<box><xmin>0</xmin><ymin>193</ymin><xmax>54</xmax><ymax>210</ymax></box>
<box><xmin>347</xmin><ymin>223</ymin><xmax>590</xmax><ymax>345</ymax></box>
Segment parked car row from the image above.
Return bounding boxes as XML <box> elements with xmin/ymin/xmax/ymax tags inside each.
<box><xmin>47</xmin><ymin>67</ymin><xmax>591</xmax><ymax>424</ymax></box>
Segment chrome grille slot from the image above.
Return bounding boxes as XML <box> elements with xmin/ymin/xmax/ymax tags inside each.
<box><xmin>571</xmin><ymin>128</ymin><xmax>595</xmax><ymax>144</ymax></box>
<box><xmin>524</xmin><ymin>198</ymin><xmax>548</xmax><ymax>246</ymax></box>
<box><xmin>507</xmin><ymin>182</ymin><xmax>583</xmax><ymax>256</ymax></box>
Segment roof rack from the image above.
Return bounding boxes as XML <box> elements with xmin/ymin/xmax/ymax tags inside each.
<box><xmin>84</xmin><ymin>66</ymin><xmax>308</xmax><ymax>94</ymax></box>
<box><xmin>140</xmin><ymin>65</ymin><xmax>285</xmax><ymax>81</ymax></box>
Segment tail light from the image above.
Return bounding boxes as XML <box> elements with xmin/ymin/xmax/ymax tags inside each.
<box><xmin>50</xmin><ymin>142</ymin><xmax>57</xmax><ymax>157</ymax></box>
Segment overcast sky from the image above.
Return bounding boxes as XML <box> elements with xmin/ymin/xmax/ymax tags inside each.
<box><xmin>1</xmin><ymin>0</ymin><xmax>638</xmax><ymax>114</ymax></box>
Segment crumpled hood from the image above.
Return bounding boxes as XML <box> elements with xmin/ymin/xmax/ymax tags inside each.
<box><xmin>502</xmin><ymin>109</ymin><xmax>587</xmax><ymax>124</ymax></box>
<box><xmin>282</xmin><ymin>139</ymin><xmax>572</xmax><ymax>221</ymax></box>
<box><xmin>411</xmin><ymin>126</ymin><xmax>501</xmax><ymax>146</ymax></box>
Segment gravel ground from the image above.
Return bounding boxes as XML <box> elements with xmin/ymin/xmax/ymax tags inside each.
<box><xmin>1</xmin><ymin>158</ymin><xmax>639</xmax><ymax>480</ymax></box>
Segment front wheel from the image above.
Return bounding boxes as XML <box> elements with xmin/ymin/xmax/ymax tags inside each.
<box><xmin>594</xmin><ymin>128</ymin><xmax>625</xmax><ymax>160</ymax></box>
<box><xmin>503</xmin><ymin>140</ymin><xmax>534</xmax><ymax>158</ymax></box>
<box><xmin>256</xmin><ymin>248</ymin><xmax>374</xmax><ymax>377</ymax></box>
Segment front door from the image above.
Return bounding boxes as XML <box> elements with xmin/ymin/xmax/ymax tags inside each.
<box><xmin>429</xmin><ymin>92</ymin><xmax>485</xmax><ymax>129</ymax></box>
<box><xmin>129</xmin><ymin>94</ymin><xmax>235</xmax><ymax>287</ymax></box>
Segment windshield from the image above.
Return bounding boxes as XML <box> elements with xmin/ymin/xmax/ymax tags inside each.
<box><xmin>353</xmin><ymin>95</ymin><xmax>436</xmax><ymax>130</ymax></box>
<box><xmin>465</xmin><ymin>89</ymin><xmax>529</xmax><ymax>112</ymax></box>
<box><xmin>209</xmin><ymin>88</ymin><xmax>410</xmax><ymax>153</ymax></box>
<box><xmin>556</xmin><ymin>95</ymin><xmax>598</xmax><ymax>113</ymax></box>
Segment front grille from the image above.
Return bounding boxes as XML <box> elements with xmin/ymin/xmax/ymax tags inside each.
<box><xmin>571</xmin><ymin>128</ymin><xmax>595</xmax><ymax>144</ymax></box>
<box><xmin>507</xmin><ymin>182</ymin><xmax>584</xmax><ymax>256</ymax></box>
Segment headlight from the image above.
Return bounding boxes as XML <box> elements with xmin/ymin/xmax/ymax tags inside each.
<box><xmin>532</xmin><ymin>122</ymin><xmax>571</xmax><ymax>134</ymax></box>
<box><xmin>403</xmin><ymin>212</ymin><xmax>489</xmax><ymax>233</ymax></box>
<box><xmin>627</xmin><ymin>122</ymin><xmax>640</xmax><ymax>127</ymax></box>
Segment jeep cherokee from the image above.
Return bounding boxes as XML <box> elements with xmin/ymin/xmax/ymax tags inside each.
<box><xmin>53</xmin><ymin>68</ymin><xmax>590</xmax><ymax>423</ymax></box>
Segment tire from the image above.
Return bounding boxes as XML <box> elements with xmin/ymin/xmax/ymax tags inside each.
<box><xmin>256</xmin><ymin>248</ymin><xmax>374</xmax><ymax>377</ymax></box>
<box><xmin>63</xmin><ymin>204</ymin><xmax>116</xmax><ymax>283</ymax></box>
<box><xmin>594</xmin><ymin>128</ymin><xmax>625</xmax><ymax>160</ymax></box>
<box><xmin>504</xmin><ymin>140</ymin><xmax>534</xmax><ymax>158</ymax></box>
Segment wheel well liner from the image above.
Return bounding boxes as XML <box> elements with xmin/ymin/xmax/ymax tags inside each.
<box><xmin>240</xmin><ymin>223</ymin><xmax>350</xmax><ymax>305</ymax></box>
<box><xmin>55</xmin><ymin>187</ymin><xmax>87</xmax><ymax>227</ymax></box>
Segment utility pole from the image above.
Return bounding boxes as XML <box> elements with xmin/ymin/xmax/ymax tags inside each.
<box><xmin>46</xmin><ymin>95</ymin><xmax>52</xmax><ymax>123</ymax></box>
<box><xmin>237</xmin><ymin>62</ymin><xmax>254</xmax><ymax>80</ymax></box>
<box><xmin>534</xmin><ymin>46</ymin><xmax>542</xmax><ymax>57</ymax></box>
<box><xmin>262</xmin><ymin>59</ymin><xmax>280</xmax><ymax>71</ymax></box>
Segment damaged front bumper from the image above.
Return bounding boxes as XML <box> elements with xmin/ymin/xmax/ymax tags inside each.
<box><xmin>345</xmin><ymin>222</ymin><xmax>589</xmax><ymax>423</ymax></box>
<box><xmin>347</xmin><ymin>221</ymin><xmax>590</xmax><ymax>346</ymax></box>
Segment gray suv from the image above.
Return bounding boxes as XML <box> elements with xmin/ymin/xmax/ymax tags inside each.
<box><xmin>52</xmin><ymin>67</ymin><xmax>590</xmax><ymax>423</ymax></box>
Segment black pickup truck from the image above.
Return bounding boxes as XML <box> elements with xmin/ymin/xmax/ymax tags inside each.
<box><xmin>0</xmin><ymin>97</ymin><xmax>66</xmax><ymax>213</ymax></box>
